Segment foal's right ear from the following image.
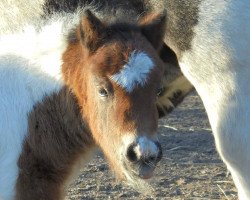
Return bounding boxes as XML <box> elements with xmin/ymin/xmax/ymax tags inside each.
<box><xmin>79</xmin><ymin>10</ymin><xmax>106</xmax><ymax>53</ymax></box>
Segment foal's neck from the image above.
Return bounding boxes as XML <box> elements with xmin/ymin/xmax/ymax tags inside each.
<box><xmin>16</xmin><ymin>86</ymin><xmax>95</xmax><ymax>200</ymax></box>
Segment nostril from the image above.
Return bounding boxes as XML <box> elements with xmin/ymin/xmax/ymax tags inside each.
<box><xmin>126</xmin><ymin>144</ymin><xmax>137</xmax><ymax>162</ymax></box>
<box><xmin>149</xmin><ymin>155</ymin><xmax>156</xmax><ymax>162</ymax></box>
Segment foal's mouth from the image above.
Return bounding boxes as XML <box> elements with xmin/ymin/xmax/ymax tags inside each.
<box><xmin>133</xmin><ymin>161</ymin><xmax>156</xmax><ymax>179</ymax></box>
<box><xmin>122</xmin><ymin>156</ymin><xmax>160</xmax><ymax>180</ymax></box>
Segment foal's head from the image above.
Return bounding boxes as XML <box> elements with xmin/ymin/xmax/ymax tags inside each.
<box><xmin>63</xmin><ymin>10</ymin><xmax>166</xmax><ymax>188</ymax></box>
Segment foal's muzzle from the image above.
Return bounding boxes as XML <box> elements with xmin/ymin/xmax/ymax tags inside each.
<box><xmin>124</xmin><ymin>137</ymin><xmax>162</xmax><ymax>179</ymax></box>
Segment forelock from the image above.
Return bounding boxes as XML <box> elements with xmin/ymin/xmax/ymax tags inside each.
<box><xmin>111</xmin><ymin>51</ymin><xmax>154</xmax><ymax>92</ymax></box>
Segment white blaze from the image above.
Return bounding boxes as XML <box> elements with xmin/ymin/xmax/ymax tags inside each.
<box><xmin>111</xmin><ymin>51</ymin><xmax>154</xmax><ymax>92</ymax></box>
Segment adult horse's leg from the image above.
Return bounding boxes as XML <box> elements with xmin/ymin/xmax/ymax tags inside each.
<box><xmin>166</xmin><ymin>1</ymin><xmax>250</xmax><ymax>199</ymax></box>
<box><xmin>180</xmin><ymin>62</ymin><xmax>250</xmax><ymax>199</ymax></box>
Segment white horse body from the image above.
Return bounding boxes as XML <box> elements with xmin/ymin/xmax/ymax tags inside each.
<box><xmin>177</xmin><ymin>1</ymin><xmax>250</xmax><ymax>199</ymax></box>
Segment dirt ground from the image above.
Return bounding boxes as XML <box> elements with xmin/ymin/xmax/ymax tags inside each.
<box><xmin>66</xmin><ymin>92</ymin><xmax>238</xmax><ymax>200</ymax></box>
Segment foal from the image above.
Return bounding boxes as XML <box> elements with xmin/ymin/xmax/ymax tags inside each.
<box><xmin>0</xmin><ymin>7</ymin><xmax>167</xmax><ymax>200</ymax></box>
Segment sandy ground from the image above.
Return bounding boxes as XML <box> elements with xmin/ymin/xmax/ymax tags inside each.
<box><xmin>66</xmin><ymin>92</ymin><xmax>237</xmax><ymax>200</ymax></box>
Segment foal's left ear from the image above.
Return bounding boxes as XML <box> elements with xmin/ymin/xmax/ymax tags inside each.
<box><xmin>79</xmin><ymin>10</ymin><xmax>106</xmax><ymax>52</ymax></box>
<box><xmin>140</xmin><ymin>13</ymin><xmax>166</xmax><ymax>50</ymax></box>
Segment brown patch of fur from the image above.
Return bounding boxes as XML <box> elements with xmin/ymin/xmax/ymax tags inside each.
<box><xmin>15</xmin><ymin>87</ymin><xmax>95</xmax><ymax>200</ymax></box>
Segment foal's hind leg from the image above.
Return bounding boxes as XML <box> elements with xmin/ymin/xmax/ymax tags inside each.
<box><xmin>156</xmin><ymin>44</ymin><xmax>194</xmax><ymax>117</ymax></box>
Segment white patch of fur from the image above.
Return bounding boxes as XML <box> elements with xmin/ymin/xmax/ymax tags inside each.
<box><xmin>111</xmin><ymin>51</ymin><xmax>154</xmax><ymax>93</ymax></box>
<box><xmin>121</xmin><ymin>134</ymin><xmax>136</xmax><ymax>148</ymax></box>
<box><xmin>0</xmin><ymin>12</ymin><xmax>82</xmax><ymax>81</ymax></box>
<box><xmin>0</xmin><ymin>0</ymin><xmax>45</xmax><ymax>35</ymax></box>
<box><xmin>134</xmin><ymin>136</ymin><xmax>158</xmax><ymax>158</ymax></box>
<box><xmin>179</xmin><ymin>1</ymin><xmax>250</xmax><ymax>199</ymax></box>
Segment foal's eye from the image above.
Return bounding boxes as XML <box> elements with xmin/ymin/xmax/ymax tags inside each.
<box><xmin>157</xmin><ymin>87</ymin><xmax>165</xmax><ymax>97</ymax></box>
<box><xmin>99</xmin><ymin>88</ymin><xmax>108</xmax><ymax>97</ymax></box>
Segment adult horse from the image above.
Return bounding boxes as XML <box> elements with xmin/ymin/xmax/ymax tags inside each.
<box><xmin>0</xmin><ymin>0</ymin><xmax>193</xmax><ymax>199</ymax></box>
<box><xmin>156</xmin><ymin>0</ymin><xmax>249</xmax><ymax>199</ymax></box>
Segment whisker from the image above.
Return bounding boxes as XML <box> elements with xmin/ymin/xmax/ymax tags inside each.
<box><xmin>144</xmin><ymin>161</ymin><xmax>155</xmax><ymax>168</ymax></box>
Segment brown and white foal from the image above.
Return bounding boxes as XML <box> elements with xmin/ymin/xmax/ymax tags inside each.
<box><xmin>0</xmin><ymin>10</ymin><xmax>166</xmax><ymax>200</ymax></box>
